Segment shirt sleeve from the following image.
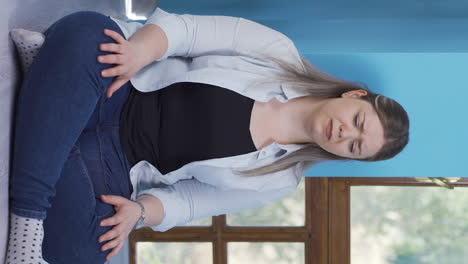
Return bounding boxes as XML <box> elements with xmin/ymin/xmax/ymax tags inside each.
<box><xmin>136</xmin><ymin>178</ymin><xmax>297</xmax><ymax>232</ymax></box>
<box><xmin>144</xmin><ymin>8</ymin><xmax>298</xmax><ymax>62</ymax></box>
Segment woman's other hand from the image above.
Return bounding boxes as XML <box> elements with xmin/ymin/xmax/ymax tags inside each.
<box><xmin>97</xmin><ymin>29</ymin><xmax>142</xmax><ymax>98</ymax></box>
<box><xmin>98</xmin><ymin>194</ymin><xmax>141</xmax><ymax>260</ymax></box>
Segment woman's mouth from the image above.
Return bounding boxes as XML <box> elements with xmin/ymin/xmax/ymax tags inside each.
<box><xmin>326</xmin><ymin>119</ymin><xmax>332</xmax><ymax>141</ymax></box>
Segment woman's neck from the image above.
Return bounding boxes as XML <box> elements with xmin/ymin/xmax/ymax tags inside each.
<box><xmin>250</xmin><ymin>96</ymin><xmax>327</xmax><ymax>150</ymax></box>
<box><xmin>270</xmin><ymin>96</ymin><xmax>327</xmax><ymax>145</ymax></box>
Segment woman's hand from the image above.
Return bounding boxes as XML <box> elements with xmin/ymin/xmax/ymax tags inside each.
<box><xmin>98</xmin><ymin>194</ymin><xmax>141</xmax><ymax>260</ymax></box>
<box><xmin>97</xmin><ymin>29</ymin><xmax>142</xmax><ymax>98</ymax></box>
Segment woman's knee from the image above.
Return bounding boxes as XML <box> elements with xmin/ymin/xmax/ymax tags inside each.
<box><xmin>46</xmin><ymin>11</ymin><xmax>106</xmax><ymax>33</ymax></box>
<box><xmin>44</xmin><ymin>10</ymin><xmax>122</xmax><ymax>44</ymax></box>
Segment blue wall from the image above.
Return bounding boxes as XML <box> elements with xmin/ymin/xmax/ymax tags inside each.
<box><xmin>154</xmin><ymin>1</ymin><xmax>468</xmax><ymax>177</ymax></box>
<box><xmin>306</xmin><ymin>53</ymin><xmax>467</xmax><ymax>177</ymax></box>
<box><xmin>157</xmin><ymin>0</ymin><xmax>468</xmax><ymax>52</ymax></box>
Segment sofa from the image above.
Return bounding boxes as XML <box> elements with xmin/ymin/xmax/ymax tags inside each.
<box><xmin>0</xmin><ymin>1</ymin><xmax>130</xmax><ymax>262</ymax></box>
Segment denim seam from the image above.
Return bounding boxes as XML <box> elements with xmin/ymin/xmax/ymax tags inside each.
<box><xmin>12</xmin><ymin>207</ymin><xmax>47</xmax><ymax>220</ymax></box>
<box><xmin>95</xmin><ymin>128</ymin><xmax>114</xmax><ymax>218</ymax></box>
<box><xmin>74</xmin><ymin>143</ymin><xmax>97</xmax><ymax>208</ymax></box>
<box><xmin>98</xmin><ymin>91</ymin><xmax>104</xmax><ymax>126</ymax></box>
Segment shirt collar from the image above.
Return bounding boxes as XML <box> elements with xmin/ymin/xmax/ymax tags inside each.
<box><xmin>275</xmin><ymin>142</ymin><xmax>306</xmax><ymax>153</ymax></box>
<box><xmin>280</xmin><ymin>82</ymin><xmax>310</xmax><ymax>102</ymax></box>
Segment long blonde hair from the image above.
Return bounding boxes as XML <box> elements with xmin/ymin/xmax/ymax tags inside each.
<box><xmin>232</xmin><ymin>54</ymin><xmax>410</xmax><ymax>177</ymax></box>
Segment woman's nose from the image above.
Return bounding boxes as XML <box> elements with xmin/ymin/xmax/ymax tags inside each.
<box><xmin>338</xmin><ymin>125</ymin><xmax>358</xmax><ymax>139</ymax></box>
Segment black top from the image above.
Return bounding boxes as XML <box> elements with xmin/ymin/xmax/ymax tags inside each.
<box><xmin>119</xmin><ymin>82</ymin><xmax>258</xmax><ymax>175</ymax></box>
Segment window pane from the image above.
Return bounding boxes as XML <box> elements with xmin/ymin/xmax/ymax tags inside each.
<box><xmin>136</xmin><ymin>242</ymin><xmax>212</xmax><ymax>264</ymax></box>
<box><xmin>129</xmin><ymin>0</ymin><xmax>158</xmax><ymax>19</ymax></box>
<box><xmin>227</xmin><ymin>178</ymin><xmax>305</xmax><ymax>226</ymax></box>
<box><xmin>181</xmin><ymin>216</ymin><xmax>212</xmax><ymax>226</ymax></box>
<box><xmin>228</xmin><ymin>242</ymin><xmax>304</xmax><ymax>264</ymax></box>
<box><xmin>351</xmin><ymin>186</ymin><xmax>468</xmax><ymax>264</ymax></box>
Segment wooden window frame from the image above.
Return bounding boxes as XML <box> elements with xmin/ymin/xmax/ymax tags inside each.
<box><xmin>128</xmin><ymin>177</ymin><xmax>468</xmax><ymax>264</ymax></box>
<box><xmin>328</xmin><ymin>177</ymin><xmax>468</xmax><ymax>264</ymax></box>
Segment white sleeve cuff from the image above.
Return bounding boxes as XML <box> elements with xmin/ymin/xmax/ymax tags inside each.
<box><xmin>137</xmin><ymin>187</ymin><xmax>186</xmax><ymax>232</ymax></box>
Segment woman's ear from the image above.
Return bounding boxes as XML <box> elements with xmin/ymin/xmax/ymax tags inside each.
<box><xmin>341</xmin><ymin>89</ymin><xmax>368</xmax><ymax>98</ymax></box>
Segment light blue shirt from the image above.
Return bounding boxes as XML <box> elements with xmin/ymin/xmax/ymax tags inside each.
<box><xmin>109</xmin><ymin>8</ymin><xmax>308</xmax><ymax>232</ymax></box>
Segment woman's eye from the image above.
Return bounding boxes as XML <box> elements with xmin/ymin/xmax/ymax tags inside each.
<box><xmin>354</xmin><ymin>114</ymin><xmax>359</xmax><ymax>127</ymax></box>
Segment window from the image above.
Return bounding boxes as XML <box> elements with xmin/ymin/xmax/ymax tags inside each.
<box><xmin>128</xmin><ymin>177</ymin><xmax>468</xmax><ymax>264</ymax></box>
<box><xmin>329</xmin><ymin>178</ymin><xmax>468</xmax><ymax>264</ymax></box>
<box><xmin>129</xmin><ymin>178</ymin><xmax>309</xmax><ymax>264</ymax></box>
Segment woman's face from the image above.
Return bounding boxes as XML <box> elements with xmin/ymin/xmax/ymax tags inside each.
<box><xmin>311</xmin><ymin>90</ymin><xmax>386</xmax><ymax>159</ymax></box>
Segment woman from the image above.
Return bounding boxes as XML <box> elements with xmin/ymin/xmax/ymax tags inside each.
<box><xmin>6</xmin><ymin>8</ymin><xmax>409</xmax><ymax>264</ymax></box>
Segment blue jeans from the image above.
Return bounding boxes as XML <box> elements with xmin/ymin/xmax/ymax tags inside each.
<box><xmin>9</xmin><ymin>11</ymin><xmax>134</xmax><ymax>263</ymax></box>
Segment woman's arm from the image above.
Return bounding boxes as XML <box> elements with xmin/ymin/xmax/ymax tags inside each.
<box><xmin>127</xmin><ymin>24</ymin><xmax>168</xmax><ymax>69</ymax></box>
<box><xmin>100</xmin><ymin>7</ymin><xmax>302</xmax><ymax>97</ymax></box>
<box><xmin>142</xmin><ymin>8</ymin><xmax>298</xmax><ymax>62</ymax></box>
<box><xmin>135</xmin><ymin>194</ymin><xmax>164</xmax><ymax>227</ymax></box>
<box><xmin>97</xmin><ymin>23</ymin><xmax>168</xmax><ymax>97</ymax></box>
<box><xmin>137</xmin><ymin>178</ymin><xmax>296</xmax><ymax>232</ymax></box>
<box><xmin>97</xmin><ymin>178</ymin><xmax>295</xmax><ymax>259</ymax></box>
<box><xmin>97</xmin><ymin>194</ymin><xmax>165</xmax><ymax>260</ymax></box>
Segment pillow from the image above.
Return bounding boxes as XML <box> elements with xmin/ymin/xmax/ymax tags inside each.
<box><xmin>9</xmin><ymin>28</ymin><xmax>45</xmax><ymax>74</ymax></box>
